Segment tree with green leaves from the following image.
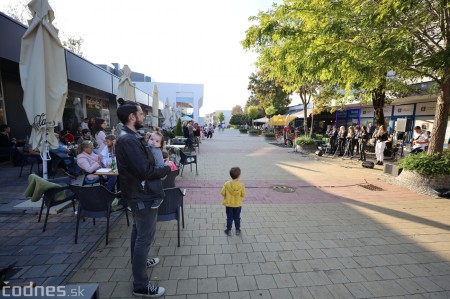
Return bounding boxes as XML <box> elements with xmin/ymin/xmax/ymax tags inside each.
<box><xmin>247</xmin><ymin>72</ymin><xmax>291</xmax><ymax>115</ymax></box>
<box><xmin>217</xmin><ymin>111</ymin><xmax>225</xmax><ymax>124</ymax></box>
<box><xmin>231</xmin><ymin>105</ymin><xmax>244</xmax><ymax>116</ymax></box>
<box><xmin>265</xmin><ymin>106</ymin><xmax>276</xmax><ymax>117</ymax></box>
<box><xmin>247</xmin><ymin>105</ymin><xmax>260</xmax><ymax>127</ymax></box>
<box><xmin>229</xmin><ymin>114</ymin><xmax>249</xmax><ymax>126</ymax></box>
<box><xmin>243</xmin><ymin>0</ymin><xmax>449</xmax><ymax>154</ymax></box>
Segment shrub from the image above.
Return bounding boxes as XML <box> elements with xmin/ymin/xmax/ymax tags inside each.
<box><xmin>175</xmin><ymin>118</ymin><xmax>183</xmax><ymax>137</ymax></box>
<box><xmin>263</xmin><ymin>132</ymin><xmax>276</xmax><ymax>137</ymax></box>
<box><xmin>399</xmin><ymin>150</ymin><xmax>450</xmax><ymax>176</ymax></box>
<box><xmin>295</xmin><ymin>136</ymin><xmax>316</xmax><ymax>146</ymax></box>
<box><xmin>163</xmin><ymin>130</ymin><xmax>175</xmax><ymax>139</ymax></box>
<box><xmin>239</xmin><ymin>128</ymin><xmax>248</xmax><ymax>134</ymax></box>
<box><xmin>248</xmin><ymin>129</ymin><xmax>260</xmax><ymax>136</ymax></box>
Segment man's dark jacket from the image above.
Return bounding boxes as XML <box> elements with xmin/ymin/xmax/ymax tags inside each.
<box><xmin>116</xmin><ymin>126</ymin><xmax>171</xmax><ymax>202</ymax></box>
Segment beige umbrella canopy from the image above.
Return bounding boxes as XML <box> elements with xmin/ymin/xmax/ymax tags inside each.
<box><xmin>116</xmin><ymin>64</ymin><xmax>136</xmax><ymax>101</ymax></box>
<box><xmin>19</xmin><ymin>0</ymin><xmax>68</xmax><ymax>178</ymax></box>
<box><xmin>152</xmin><ymin>84</ymin><xmax>159</xmax><ymax>127</ymax></box>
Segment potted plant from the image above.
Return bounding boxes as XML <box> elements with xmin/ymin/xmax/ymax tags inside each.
<box><xmin>248</xmin><ymin>129</ymin><xmax>260</xmax><ymax>136</ymax></box>
<box><xmin>239</xmin><ymin>128</ymin><xmax>248</xmax><ymax>134</ymax></box>
<box><xmin>397</xmin><ymin>150</ymin><xmax>450</xmax><ymax>190</ymax></box>
<box><xmin>263</xmin><ymin>132</ymin><xmax>276</xmax><ymax>140</ymax></box>
<box><xmin>295</xmin><ymin>136</ymin><xmax>317</xmax><ymax>152</ymax></box>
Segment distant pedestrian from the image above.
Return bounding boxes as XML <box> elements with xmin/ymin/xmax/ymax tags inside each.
<box><xmin>221</xmin><ymin>167</ymin><xmax>246</xmax><ymax>236</ymax></box>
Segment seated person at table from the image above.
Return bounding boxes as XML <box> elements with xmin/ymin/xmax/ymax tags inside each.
<box><xmin>77</xmin><ymin>129</ymin><xmax>98</xmax><ymax>148</ymax></box>
<box><xmin>76</xmin><ymin>141</ymin><xmax>116</xmax><ymax>191</ymax></box>
<box><xmin>58</xmin><ymin>129</ymin><xmax>74</xmax><ymax>145</ymax></box>
<box><xmin>99</xmin><ymin>134</ymin><xmax>116</xmax><ymax>167</ymax></box>
<box><xmin>410</xmin><ymin>126</ymin><xmax>429</xmax><ymax>154</ymax></box>
<box><xmin>162</xmin><ymin>150</ymin><xmax>177</xmax><ymax>171</ymax></box>
<box><xmin>49</xmin><ymin>142</ymin><xmax>80</xmax><ymax>178</ymax></box>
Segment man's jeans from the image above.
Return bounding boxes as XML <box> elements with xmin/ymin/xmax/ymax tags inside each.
<box><xmin>129</xmin><ymin>200</ymin><xmax>158</xmax><ymax>290</ymax></box>
<box><xmin>226</xmin><ymin>206</ymin><xmax>242</xmax><ymax>230</ymax></box>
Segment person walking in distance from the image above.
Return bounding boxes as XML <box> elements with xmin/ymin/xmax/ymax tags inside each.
<box><xmin>115</xmin><ymin>99</ymin><xmax>171</xmax><ymax>298</ymax></box>
<box><xmin>222</xmin><ymin>167</ymin><xmax>246</xmax><ymax>236</ymax></box>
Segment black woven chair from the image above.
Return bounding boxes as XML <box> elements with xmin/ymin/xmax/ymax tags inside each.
<box><xmin>158</xmin><ymin>187</ymin><xmax>185</xmax><ymax>247</ymax></box>
<box><xmin>179</xmin><ymin>150</ymin><xmax>197</xmax><ymax>176</ymax></box>
<box><xmin>38</xmin><ymin>176</ymin><xmax>76</xmax><ymax>232</ymax></box>
<box><xmin>70</xmin><ymin>185</ymin><xmax>129</xmax><ymax>245</ymax></box>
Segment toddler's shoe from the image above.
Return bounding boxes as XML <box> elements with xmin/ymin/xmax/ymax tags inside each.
<box><xmin>150</xmin><ymin>199</ymin><xmax>163</xmax><ymax>209</ymax></box>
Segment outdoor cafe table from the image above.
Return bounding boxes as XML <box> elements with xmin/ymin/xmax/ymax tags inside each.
<box><xmin>94</xmin><ymin>168</ymin><xmax>119</xmax><ymax>176</ymax></box>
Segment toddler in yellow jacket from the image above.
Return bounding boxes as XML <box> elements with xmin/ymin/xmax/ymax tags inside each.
<box><xmin>221</xmin><ymin>167</ymin><xmax>246</xmax><ymax>236</ymax></box>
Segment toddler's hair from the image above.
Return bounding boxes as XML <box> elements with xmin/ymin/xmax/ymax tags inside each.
<box><xmin>162</xmin><ymin>150</ymin><xmax>169</xmax><ymax>159</ymax></box>
<box><xmin>229</xmin><ymin>167</ymin><xmax>241</xmax><ymax>179</ymax></box>
<box><xmin>105</xmin><ymin>134</ymin><xmax>116</xmax><ymax>141</ymax></box>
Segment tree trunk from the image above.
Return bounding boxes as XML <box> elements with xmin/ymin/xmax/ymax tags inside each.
<box><xmin>372</xmin><ymin>78</ymin><xmax>387</xmax><ymax>126</ymax></box>
<box><xmin>428</xmin><ymin>69</ymin><xmax>450</xmax><ymax>155</ymax></box>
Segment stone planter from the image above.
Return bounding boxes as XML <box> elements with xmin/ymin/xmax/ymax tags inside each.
<box><xmin>296</xmin><ymin>144</ymin><xmax>317</xmax><ymax>152</ymax></box>
<box><xmin>396</xmin><ymin>170</ymin><xmax>450</xmax><ymax>190</ymax></box>
<box><xmin>264</xmin><ymin>136</ymin><xmax>276</xmax><ymax>141</ymax></box>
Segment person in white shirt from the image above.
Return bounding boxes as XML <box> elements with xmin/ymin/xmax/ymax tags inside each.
<box><xmin>81</xmin><ymin>117</ymin><xmax>89</xmax><ymax>130</ymax></box>
<box><xmin>99</xmin><ymin>134</ymin><xmax>116</xmax><ymax>167</ymax></box>
<box><xmin>410</xmin><ymin>126</ymin><xmax>429</xmax><ymax>154</ymax></box>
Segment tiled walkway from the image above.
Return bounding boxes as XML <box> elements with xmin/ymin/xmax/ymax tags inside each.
<box><xmin>67</xmin><ymin>130</ymin><xmax>450</xmax><ymax>298</ymax></box>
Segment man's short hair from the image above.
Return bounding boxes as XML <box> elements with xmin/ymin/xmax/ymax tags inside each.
<box><xmin>117</xmin><ymin>98</ymin><xmax>140</xmax><ymax>125</ymax></box>
<box><xmin>81</xmin><ymin>129</ymin><xmax>90</xmax><ymax>135</ymax></box>
<box><xmin>229</xmin><ymin>167</ymin><xmax>241</xmax><ymax>180</ymax></box>
<box><xmin>414</xmin><ymin>126</ymin><xmax>421</xmax><ymax>131</ymax></box>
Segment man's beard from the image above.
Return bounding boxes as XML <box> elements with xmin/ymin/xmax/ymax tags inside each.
<box><xmin>134</xmin><ymin>121</ymin><xmax>143</xmax><ymax>131</ymax></box>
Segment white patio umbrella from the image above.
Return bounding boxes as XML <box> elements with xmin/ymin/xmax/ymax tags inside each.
<box><xmin>162</xmin><ymin>97</ymin><xmax>172</xmax><ymax>128</ymax></box>
<box><xmin>152</xmin><ymin>84</ymin><xmax>159</xmax><ymax>127</ymax></box>
<box><xmin>19</xmin><ymin>0</ymin><xmax>68</xmax><ymax>179</ymax></box>
<box><xmin>116</xmin><ymin>64</ymin><xmax>136</xmax><ymax>101</ymax></box>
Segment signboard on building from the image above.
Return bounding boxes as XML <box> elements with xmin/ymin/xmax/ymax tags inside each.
<box><xmin>415</xmin><ymin>102</ymin><xmax>436</xmax><ymax>116</ymax></box>
<box><xmin>393</xmin><ymin>104</ymin><xmax>414</xmax><ymax>116</ymax></box>
<box><xmin>360</xmin><ymin>107</ymin><xmax>374</xmax><ymax>117</ymax></box>
<box><xmin>383</xmin><ymin>106</ymin><xmax>393</xmax><ymax>117</ymax></box>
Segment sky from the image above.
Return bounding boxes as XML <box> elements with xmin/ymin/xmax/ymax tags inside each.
<box><xmin>0</xmin><ymin>0</ymin><xmax>281</xmax><ymax>116</ymax></box>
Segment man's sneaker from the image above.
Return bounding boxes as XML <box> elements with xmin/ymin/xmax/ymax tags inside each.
<box><xmin>133</xmin><ymin>282</ymin><xmax>165</xmax><ymax>298</ymax></box>
<box><xmin>146</xmin><ymin>257</ymin><xmax>160</xmax><ymax>267</ymax></box>
<box><xmin>236</xmin><ymin>229</ymin><xmax>241</xmax><ymax>236</ymax></box>
<box><xmin>224</xmin><ymin>229</ymin><xmax>231</xmax><ymax>236</ymax></box>
<box><xmin>150</xmin><ymin>198</ymin><xmax>163</xmax><ymax>209</ymax></box>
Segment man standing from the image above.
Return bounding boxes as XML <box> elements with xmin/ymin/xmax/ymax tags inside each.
<box><xmin>115</xmin><ymin>99</ymin><xmax>171</xmax><ymax>298</ymax></box>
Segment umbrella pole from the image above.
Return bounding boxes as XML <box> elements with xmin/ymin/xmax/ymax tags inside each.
<box><xmin>40</xmin><ymin>127</ymin><xmax>51</xmax><ymax>180</ymax></box>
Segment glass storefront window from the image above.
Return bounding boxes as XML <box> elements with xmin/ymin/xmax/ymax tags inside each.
<box><xmin>0</xmin><ymin>71</ymin><xmax>6</xmax><ymax>124</ymax></box>
<box><xmin>63</xmin><ymin>93</ymin><xmax>84</xmax><ymax>134</ymax></box>
<box><xmin>85</xmin><ymin>96</ymin><xmax>110</xmax><ymax>127</ymax></box>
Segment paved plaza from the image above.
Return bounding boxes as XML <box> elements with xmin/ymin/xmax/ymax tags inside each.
<box><xmin>1</xmin><ymin>129</ymin><xmax>450</xmax><ymax>298</ymax></box>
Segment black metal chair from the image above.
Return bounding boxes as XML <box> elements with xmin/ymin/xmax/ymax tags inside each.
<box><xmin>179</xmin><ymin>150</ymin><xmax>197</xmax><ymax>176</ymax></box>
<box><xmin>158</xmin><ymin>187</ymin><xmax>185</xmax><ymax>247</ymax></box>
<box><xmin>49</xmin><ymin>151</ymin><xmax>75</xmax><ymax>178</ymax></box>
<box><xmin>38</xmin><ymin>176</ymin><xmax>76</xmax><ymax>232</ymax></box>
<box><xmin>18</xmin><ymin>151</ymin><xmax>42</xmax><ymax>177</ymax></box>
<box><xmin>70</xmin><ymin>185</ymin><xmax>129</xmax><ymax>245</ymax></box>
<box><xmin>162</xmin><ymin>169</ymin><xmax>185</xmax><ymax>228</ymax></box>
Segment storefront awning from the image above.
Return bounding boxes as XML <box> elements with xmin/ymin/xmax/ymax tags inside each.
<box><xmin>268</xmin><ymin>115</ymin><xmax>297</xmax><ymax>126</ymax></box>
<box><xmin>291</xmin><ymin>108</ymin><xmax>314</xmax><ymax>119</ymax></box>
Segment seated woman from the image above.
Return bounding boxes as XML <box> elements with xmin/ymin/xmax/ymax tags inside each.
<box><xmin>76</xmin><ymin>141</ymin><xmax>116</xmax><ymax>191</ymax></box>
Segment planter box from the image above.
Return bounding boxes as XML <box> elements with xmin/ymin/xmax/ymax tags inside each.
<box><xmin>396</xmin><ymin>170</ymin><xmax>450</xmax><ymax>189</ymax></box>
<box><xmin>264</xmin><ymin>136</ymin><xmax>276</xmax><ymax>141</ymax></box>
<box><xmin>296</xmin><ymin>144</ymin><xmax>316</xmax><ymax>152</ymax></box>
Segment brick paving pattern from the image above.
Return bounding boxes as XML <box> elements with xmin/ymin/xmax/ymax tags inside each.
<box><xmin>1</xmin><ymin>129</ymin><xmax>450</xmax><ymax>298</ymax></box>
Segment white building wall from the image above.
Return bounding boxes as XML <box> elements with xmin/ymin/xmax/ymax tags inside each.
<box><xmin>134</xmin><ymin>82</ymin><xmax>204</xmax><ymax>121</ymax></box>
